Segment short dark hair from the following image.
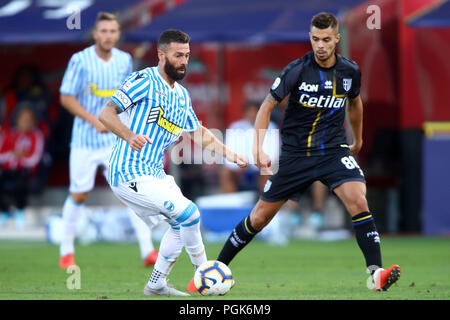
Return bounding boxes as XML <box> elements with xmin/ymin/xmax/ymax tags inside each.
<box><xmin>311</xmin><ymin>12</ymin><xmax>339</xmax><ymax>30</ymax></box>
<box><xmin>95</xmin><ymin>12</ymin><xmax>118</xmax><ymax>28</ymax></box>
<box><xmin>157</xmin><ymin>29</ymin><xmax>190</xmax><ymax>51</ymax></box>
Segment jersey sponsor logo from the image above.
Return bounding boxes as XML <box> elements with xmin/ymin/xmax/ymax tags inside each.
<box><xmin>299</xmin><ymin>93</ymin><xmax>347</xmax><ymax>109</ymax></box>
<box><xmin>113</xmin><ymin>90</ymin><xmax>132</xmax><ymax>109</ymax></box>
<box><xmin>343</xmin><ymin>78</ymin><xmax>352</xmax><ymax>91</ymax></box>
<box><xmin>271</xmin><ymin>77</ymin><xmax>281</xmax><ymax>90</ymax></box>
<box><xmin>146</xmin><ymin>107</ymin><xmax>183</xmax><ymax>135</ymax></box>
<box><xmin>299</xmin><ymin>82</ymin><xmax>319</xmax><ymax>92</ymax></box>
<box><xmin>90</xmin><ymin>83</ymin><xmax>117</xmax><ymax>98</ymax></box>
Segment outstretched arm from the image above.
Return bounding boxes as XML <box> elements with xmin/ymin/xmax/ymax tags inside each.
<box><xmin>189</xmin><ymin>125</ymin><xmax>248</xmax><ymax>168</ymax></box>
<box><xmin>98</xmin><ymin>99</ymin><xmax>151</xmax><ymax>151</ymax></box>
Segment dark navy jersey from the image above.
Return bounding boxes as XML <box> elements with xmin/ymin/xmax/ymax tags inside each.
<box><xmin>270</xmin><ymin>51</ymin><xmax>361</xmax><ymax>157</ymax></box>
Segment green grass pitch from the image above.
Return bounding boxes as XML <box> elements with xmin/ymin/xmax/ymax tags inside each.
<box><xmin>0</xmin><ymin>236</ymin><xmax>449</xmax><ymax>300</ymax></box>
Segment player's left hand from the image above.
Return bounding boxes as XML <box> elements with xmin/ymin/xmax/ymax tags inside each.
<box><xmin>235</xmin><ymin>153</ymin><xmax>248</xmax><ymax>169</ymax></box>
<box><xmin>349</xmin><ymin>141</ymin><xmax>363</xmax><ymax>155</ymax></box>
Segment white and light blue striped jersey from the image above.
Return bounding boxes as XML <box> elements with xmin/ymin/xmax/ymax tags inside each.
<box><xmin>108</xmin><ymin>66</ymin><xmax>200</xmax><ymax>186</ymax></box>
<box><xmin>60</xmin><ymin>45</ymin><xmax>132</xmax><ymax>149</ymax></box>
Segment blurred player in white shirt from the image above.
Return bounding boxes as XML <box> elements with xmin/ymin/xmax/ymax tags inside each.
<box><xmin>220</xmin><ymin>100</ymin><xmax>280</xmax><ymax>194</ymax></box>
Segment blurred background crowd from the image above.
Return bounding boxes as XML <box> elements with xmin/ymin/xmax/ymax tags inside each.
<box><xmin>0</xmin><ymin>0</ymin><xmax>449</xmax><ymax>245</ymax></box>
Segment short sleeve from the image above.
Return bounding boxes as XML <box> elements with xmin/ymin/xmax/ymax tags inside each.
<box><xmin>111</xmin><ymin>71</ymin><xmax>151</xmax><ymax>111</ymax></box>
<box><xmin>184</xmin><ymin>99</ymin><xmax>200</xmax><ymax>132</ymax></box>
<box><xmin>60</xmin><ymin>53</ymin><xmax>83</xmax><ymax>96</ymax></box>
<box><xmin>348</xmin><ymin>66</ymin><xmax>361</xmax><ymax>99</ymax></box>
<box><xmin>270</xmin><ymin>60</ymin><xmax>302</xmax><ymax>102</ymax></box>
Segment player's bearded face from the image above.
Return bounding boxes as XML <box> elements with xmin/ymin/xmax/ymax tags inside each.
<box><xmin>309</xmin><ymin>26</ymin><xmax>340</xmax><ymax>62</ymax></box>
<box><xmin>163</xmin><ymin>43</ymin><xmax>190</xmax><ymax>81</ymax></box>
<box><xmin>164</xmin><ymin>56</ymin><xmax>187</xmax><ymax>81</ymax></box>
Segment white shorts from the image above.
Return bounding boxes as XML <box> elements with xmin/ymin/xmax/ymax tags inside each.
<box><xmin>110</xmin><ymin>175</ymin><xmax>198</xmax><ymax>228</ymax></box>
<box><xmin>69</xmin><ymin>147</ymin><xmax>111</xmax><ymax>193</ymax></box>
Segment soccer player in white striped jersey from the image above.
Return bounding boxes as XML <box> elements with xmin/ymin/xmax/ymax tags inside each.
<box><xmin>99</xmin><ymin>29</ymin><xmax>248</xmax><ymax>296</ymax></box>
<box><xmin>58</xmin><ymin>12</ymin><xmax>158</xmax><ymax>269</ymax></box>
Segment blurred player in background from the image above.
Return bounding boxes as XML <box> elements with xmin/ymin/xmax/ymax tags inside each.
<box><xmin>215</xmin><ymin>12</ymin><xmax>401</xmax><ymax>292</ymax></box>
<box><xmin>99</xmin><ymin>29</ymin><xmax>248</xmax><ymax>296</ymax></box>
<box><xmin>58</xmin><ymin>12</ymin><xmax>157</xmax><ymax>269</ymax></box>
<box><xmin>220</xmin><ymin>100</ymin><xmax>279</xmax><ymax>195</ymax></box>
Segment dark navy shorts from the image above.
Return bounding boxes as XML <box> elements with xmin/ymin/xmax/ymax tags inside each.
<box><xmin>261</xmin><ymin>148</ymin><xmax>366</xmax><ymax>202</ymax></box>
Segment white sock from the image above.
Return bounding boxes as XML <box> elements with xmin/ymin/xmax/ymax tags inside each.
<box><xmin>149</xmin><ymin>226</ymin><xmax>183</xmax><ymax>289</ymax></box>
<box><xmin>147</xmin><ymin>269</ymin><xmax>167</xmax><ymax>289</ymax></box>
<box><xmin>60</xmin><ymin>196</ymin><xmax>83</xmax><ymax>257</ymax></box>
<box><xmin>127</xmin><ymin>208</ymin><xmax>154</xmax><ymax>259</ymax></box>
<box><xmin>180</xmin><ymin>209</ymin><xmax>207</xmax><ymax>269</ymax></box>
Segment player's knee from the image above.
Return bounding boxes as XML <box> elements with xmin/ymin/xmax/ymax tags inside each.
<box><xmin>179</xmin><ymin>203</ymin><xmax>201</xmax><ymax>228</ymax></box>
<box><xmin>160</xmin><ymin>248</ymin><xmax>181</xmax><ymax>263</ymax></box>
<box><xmin>70</xmin><ymin>192</ymin><xmax>88</xmax><ymax>204</ymax></box>
<box><xmin>349</xmin><ymin>194</ymin><xmax>369</xmax><ymax>214</ymax></box>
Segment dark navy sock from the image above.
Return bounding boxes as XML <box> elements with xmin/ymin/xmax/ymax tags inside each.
<box><xmin>217</xmin><ymin>215</ymin><xmax>258</xmax><ymax>265</ymax></box>
<box><xmin>352</xmin><ymin>211</ymin><xmax>382</xmax><ymax>274</ymax></box>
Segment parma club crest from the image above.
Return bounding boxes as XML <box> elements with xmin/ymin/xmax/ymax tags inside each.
<box><xmin>343</xmin><ymin>78</ymin><xmax>352</xmax><ymax>92</ymax></box>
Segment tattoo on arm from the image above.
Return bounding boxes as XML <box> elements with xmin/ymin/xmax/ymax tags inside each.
<box><xmin>263</xmin><ymin>93</ymin><xmax>278</xmax><ymax>107</ymax></box>
<box><xmin>106</xmin><ymin>99</ymin><xmax>123</xmax><ymax>114</ymax></box>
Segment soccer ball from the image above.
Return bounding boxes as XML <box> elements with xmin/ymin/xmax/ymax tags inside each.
<box><xmin>193</xmin><ymin>260</ymin><xmax>233</xmax><ymax>296</ymax></box>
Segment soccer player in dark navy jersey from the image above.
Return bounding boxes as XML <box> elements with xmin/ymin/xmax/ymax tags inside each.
<box><xmin>213</xmin><ymin>12</ymin><xmax>401</xmax><ymax>293</ymax></box>
<box><xmin>272</xmin><ymin>50</ymin><xmax>360</xmax><ymax>157</ymax></box>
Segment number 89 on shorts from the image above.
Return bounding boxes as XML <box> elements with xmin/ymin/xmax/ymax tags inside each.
<box><xmin>341</xmin><ymin>156</ymin><xmax>364</xmax><ymax>177</ymax></box>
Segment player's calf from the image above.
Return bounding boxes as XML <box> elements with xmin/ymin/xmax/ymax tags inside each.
<box><xmin>351</xmin><ymin>211</ymin><xmax>382</xmax><ymax>270</ymax></box>
<box><xmin>248</xmin><ymin>200</ymin><xmax>280</xmax><ymax>230</ymax></box>
<box><xmin>217</xmin><ymin>214</ymin><xmax>259</xmax><ymax>265</ymax></box>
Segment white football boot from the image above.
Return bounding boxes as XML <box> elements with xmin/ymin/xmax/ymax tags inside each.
<box><xmin>144</xmin><ymin>283</ymin><xmax>190</xmax><ymax>297</ymax></box>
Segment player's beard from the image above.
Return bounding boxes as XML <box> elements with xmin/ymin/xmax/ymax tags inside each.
<box><xmin>164</xmin><ymin>58</ymin><xmax>187</xmax><ymax>81</ymax></box>
<box><xmin>315</xmin><ymin>45</ymin><xmax>336</xmax><ymax>62</ymax></box>
<box><xmin>97</xmin><ymin>38</ymin><xmax>116</xmax><ymax>53</ymax></box>
<box><xmin>316</xmin><ymin>50</ymin><xmax>334</xmax><ymax>62</ymax></box>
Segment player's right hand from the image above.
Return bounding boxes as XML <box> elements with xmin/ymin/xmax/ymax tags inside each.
<box><xmin>253</xmin><ymin>150</ymin><xmax>273</xmax><ymax>175</ymax></box>
<box><xmin>128</xmin><ymin>134</ymin><xmax>152</xmax><ymax>151</ymax></box>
